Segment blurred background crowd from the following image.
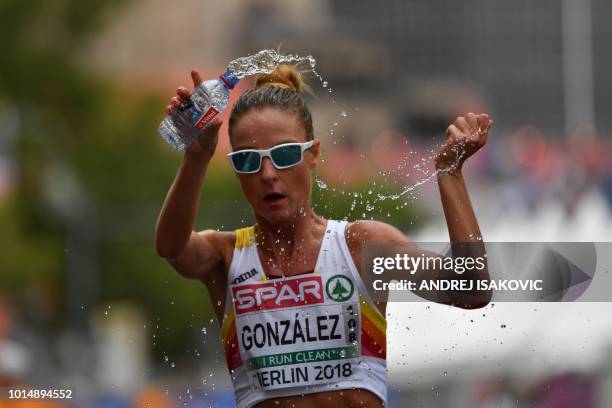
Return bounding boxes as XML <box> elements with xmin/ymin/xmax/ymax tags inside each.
<box><xmin>1</xmin><ymin>0</ymin><xmax>612</xmax><ymax>406</ymax></box>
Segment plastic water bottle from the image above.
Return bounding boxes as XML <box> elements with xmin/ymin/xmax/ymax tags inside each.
<box><xmin>159</xmin><ymin>69</ymin><xmax>240</xmax><ymax>151</ymax></box>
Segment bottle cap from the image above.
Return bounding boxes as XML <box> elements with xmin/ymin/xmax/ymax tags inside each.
<box><xmin>220</xmin><ymin>70</ymin><xmax>240</xmax><ymax>89</ymax></box>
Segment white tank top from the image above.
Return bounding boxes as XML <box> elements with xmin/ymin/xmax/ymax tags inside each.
<box><xmin>220</xmin><ymin>220</ymin><xmax>387</xmax><ymax>408</ymax></box>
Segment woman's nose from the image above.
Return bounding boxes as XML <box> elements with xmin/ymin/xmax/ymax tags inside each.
<box><xmin>259</xmin><ymin>157</ymin><xmax>278</xmax><ymax>181</ymax></box>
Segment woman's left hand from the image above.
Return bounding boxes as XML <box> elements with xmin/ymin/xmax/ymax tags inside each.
<box><xmin>435</xmin><ymin>113</ymin><xmax>493</xmax><ymax>173</ymax></box>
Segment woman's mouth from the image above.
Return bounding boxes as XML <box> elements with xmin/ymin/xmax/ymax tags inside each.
<box><xmin>263</xmin><ymin>192</ymin><xmax>288</xmax><ymax>206</ymax></box>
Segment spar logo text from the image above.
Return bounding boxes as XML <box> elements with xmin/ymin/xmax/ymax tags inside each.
<box><xmin>232</xmin><ymin>276</ymin><xmax>324</xmax><ymax>315</ymax></box>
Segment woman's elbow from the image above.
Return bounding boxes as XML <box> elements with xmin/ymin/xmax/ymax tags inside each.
<box><xmin>154</xmin><ymin>238</ymin><xmax>181</xmax><ymax>260</ymax></box>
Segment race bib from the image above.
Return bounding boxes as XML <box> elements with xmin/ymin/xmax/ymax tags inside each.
<box><xmin>231</xmin><ymin>274</ymin><xmax>363</xmax><ymax>390</ymax></box>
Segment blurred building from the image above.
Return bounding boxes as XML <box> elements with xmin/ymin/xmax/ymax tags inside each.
<box><xmin>84</xmin><ymin>0</ymin><xmax>246</xmax><ymax>87</ymax></box>
<box><xmin>236</xmin><ymin>0</ymin><xmax>612</xmax><ymax>140</ymax></box>
<box><xmin>86</xmin><ymin>0</ymin><xmax>612</xmax><ymax>142</ymax></box>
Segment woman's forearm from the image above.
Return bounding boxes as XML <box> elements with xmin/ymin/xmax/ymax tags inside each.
<box><xmin>155</xmin><ymin>151</ymin><xmax>212</xmax><ymax>258</ymax></box>
<box><xmin>434</xmin><ymin>113</ymin><xmax>492</xmax><ymax>243</ymax></box>
<box><xmin>437</xmin><ymin>170</ymin><xmax>482</xmax><ymax>243</ymax></box>
<box><xmin>437</xmin><ymin>169</ymin><xmax>491</xmax><ymax>307</ymax></box>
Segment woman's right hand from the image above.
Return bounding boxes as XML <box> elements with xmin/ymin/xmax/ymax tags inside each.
<box><xmin>165</xmin><ymin>68</ymin><xmax>223</xmax><ymax>158</ymax></box>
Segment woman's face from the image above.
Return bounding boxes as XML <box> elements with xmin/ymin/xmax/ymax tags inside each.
<box><xmin>230</xmin><ymin>107</ymin><xmax>320</xmax><ymax>224</ymax></box>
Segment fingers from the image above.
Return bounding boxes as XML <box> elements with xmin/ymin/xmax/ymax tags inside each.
<box><xmin>474</xmin><ymin>115</ymin><xmax>488</xmax><ymax>145</ymax></box>
<box><xmin>465</xmin><ymin>112</ymin><xmax>479</xmax><ymax>129</ymax></box>
<box><xmin>454</xmin><ymin>116</ymin><xmax>471</xmax><ymax>134</ymax></box>
<box><xmin>166</xmin><ymin>85</ymin><xmax>192</xmax><ymax>115</ymax></box>
<box><xmin>208</xmin><ymin>117</ymin><xmax>223</xmax><ymax>130</ymax></box>
<box><xmin>165</xmin><ymin>69</ymin><xmax>202</xmax><ymax>115</ymax></box>
<box><xmin>445</xmin><ymin>124</ymin><xmax>463</xmax><ymax>143</ymax></box>
<box><xmin>177</xmin><ymin>86</ymin><xmax>191</xmax><ymax>100</ymax></box>
<box><xmin>447</xmin><ymin>113</ymin><xmax>494</xmax><ymax>144</ymax></box>
<box><xmin>166</xmin><ymin>96</ymin><xmax>182</xmax><ymax>115</ymax></box>
<box><xmin>440</xmin><ymin>113</ymin><xmax>492</xmax><ymax>169</ymax></box>
<box><xmin>476</xmin><ymin>114</ymin><xmax>491</xmax><ymax>131</ymax></box>
<box><xmin>191</xmin><ymin>68</ymin><xmax>203</xmax><ymax>87</ymax></box>
<box><xmin>452</xmin><ymin>113</ymin><xmax>494</xmax><ymax>136</ymax></box>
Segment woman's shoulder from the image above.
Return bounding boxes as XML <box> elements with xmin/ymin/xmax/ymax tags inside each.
<box><xmin>194</xmin><ymin>229</ymin><xmax>237</xmax><ymax>262</ymax></box>
<box><xmin>345</xmin><ymin>220</ymin><xmax>411</xmax><ymax>247</ymax></box>
<box><xmin>197</xmin><ymin>228</ymin><xmax>236</xmax><ymax>245</ymax></box>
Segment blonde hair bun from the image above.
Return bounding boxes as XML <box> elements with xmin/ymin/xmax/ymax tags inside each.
<box><xmin>255</xmin><ymin>64</ymin><xmax>307</xmax><ymax>93</ymax></box>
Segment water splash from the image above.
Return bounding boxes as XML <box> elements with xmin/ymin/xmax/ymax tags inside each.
<box><xmin>227</xmin><ymin>49</ymin><xmax>321</xmax><ymax>81</ymax></box>
<box><xmin>229</xmin><ymin>49</ymin><xmax>357</xmax><ymax>147</ymax></box>
<box><xmin>226</xmin><ymin>49</ymin><xmax>469</xmax><ymax>222</ymax></box>
<box><xmin>315</xmin><ymin>142</ymin><xmax>468</xmax><ymax>220</ymax></box>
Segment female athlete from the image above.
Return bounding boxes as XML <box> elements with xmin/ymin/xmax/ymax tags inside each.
<box><xmin>155</xmin><ymin>64</ymin><xmax>493</xmax><ymax>407</ymax></box>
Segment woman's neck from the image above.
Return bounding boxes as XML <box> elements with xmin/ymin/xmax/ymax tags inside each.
<box><xmin>254</xmin><ymin>209</ymin><xmax>326</xmax><ymax>258</ymax></box>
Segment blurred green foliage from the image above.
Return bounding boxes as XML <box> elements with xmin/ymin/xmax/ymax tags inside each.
<box><xmin>0</xmin><ymin>0</ymin><xmax>423</xmax><ymax>360</ymax></box>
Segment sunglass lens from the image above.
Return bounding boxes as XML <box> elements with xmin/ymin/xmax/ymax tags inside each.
<box><xmin>271</xmin><ymin>145</ymin><xmax>302</xmax><ymax>168</ymax></box>
<box><xmin>231</xmin><ymin>151</ymin><xmax>261</xmax><ymax>173</ymax></box>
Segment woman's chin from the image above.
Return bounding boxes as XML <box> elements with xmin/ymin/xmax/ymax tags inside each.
<box><xmin>258</xmin><ymin>207</ymin><xmax>301</xmax><ymax>225</ymax></box>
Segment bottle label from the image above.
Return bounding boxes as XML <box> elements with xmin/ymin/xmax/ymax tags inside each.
<box><xmin>194</xmin><ymin>106</ymin><xmax>220</xmax><ymax>129</ymax></box>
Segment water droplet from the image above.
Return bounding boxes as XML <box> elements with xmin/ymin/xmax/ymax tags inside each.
<box><xmin>315</xmin><ymin>176</ymin><xmax>328</xmax><ymax>189</ymax></box>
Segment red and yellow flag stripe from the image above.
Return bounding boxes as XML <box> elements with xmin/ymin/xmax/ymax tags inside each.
<box><xmin>360</xmin><ymin>295</ymin><xmax>386</xmax><ymax>359</ymax></box>
<box><xmin>221</xmin><ymin>307</ymin><xmax>243</xmax><ymax>371</ymax></box>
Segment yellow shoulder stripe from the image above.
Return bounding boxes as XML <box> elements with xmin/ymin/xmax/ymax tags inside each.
<box><xmin>235</xmin><ymin>226</ymin><xmax>255</xmax><ymax>250</ymax></box>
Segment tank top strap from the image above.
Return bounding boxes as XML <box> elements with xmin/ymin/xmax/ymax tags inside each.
<box><xmin>235</xmin><ymin>225</ymin><xmax>255</xmax><ymax>250</ymax></box>
<box><xmin>223</xmin><ymin>226</ymin><xmax>259</xmax><ymax>331</ymax></box>
<box><xmin>228</xmin><ymin>226</ymin><xmax>259</xmax><ymax>281</ymax></box>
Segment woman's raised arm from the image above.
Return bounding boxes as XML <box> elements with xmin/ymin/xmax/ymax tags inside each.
<box><xmin>347</xmin><ymin>114</ymin><xmax>494</xmax><ymax>309</ymax></box>
<box><xmin>154</xmin><ymin>69</ymin><xmax>227</xmax><ymax>280</ymax></box>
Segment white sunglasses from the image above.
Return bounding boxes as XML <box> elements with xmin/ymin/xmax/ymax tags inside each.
<box><xmin>227</xmin><ymin>141</ymin><xmax>314</xmax><ymax>174</ymax></box>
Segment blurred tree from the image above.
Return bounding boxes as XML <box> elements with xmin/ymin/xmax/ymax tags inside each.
<box><xmin>0</xmin><ymin>0</ymin><xmax>423</xmax><ymax>362</ymax></box>
<box><xmin>0</xmin><ymin>0</ymin><xmax>222</xmax><ymax>358</ymax></box>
